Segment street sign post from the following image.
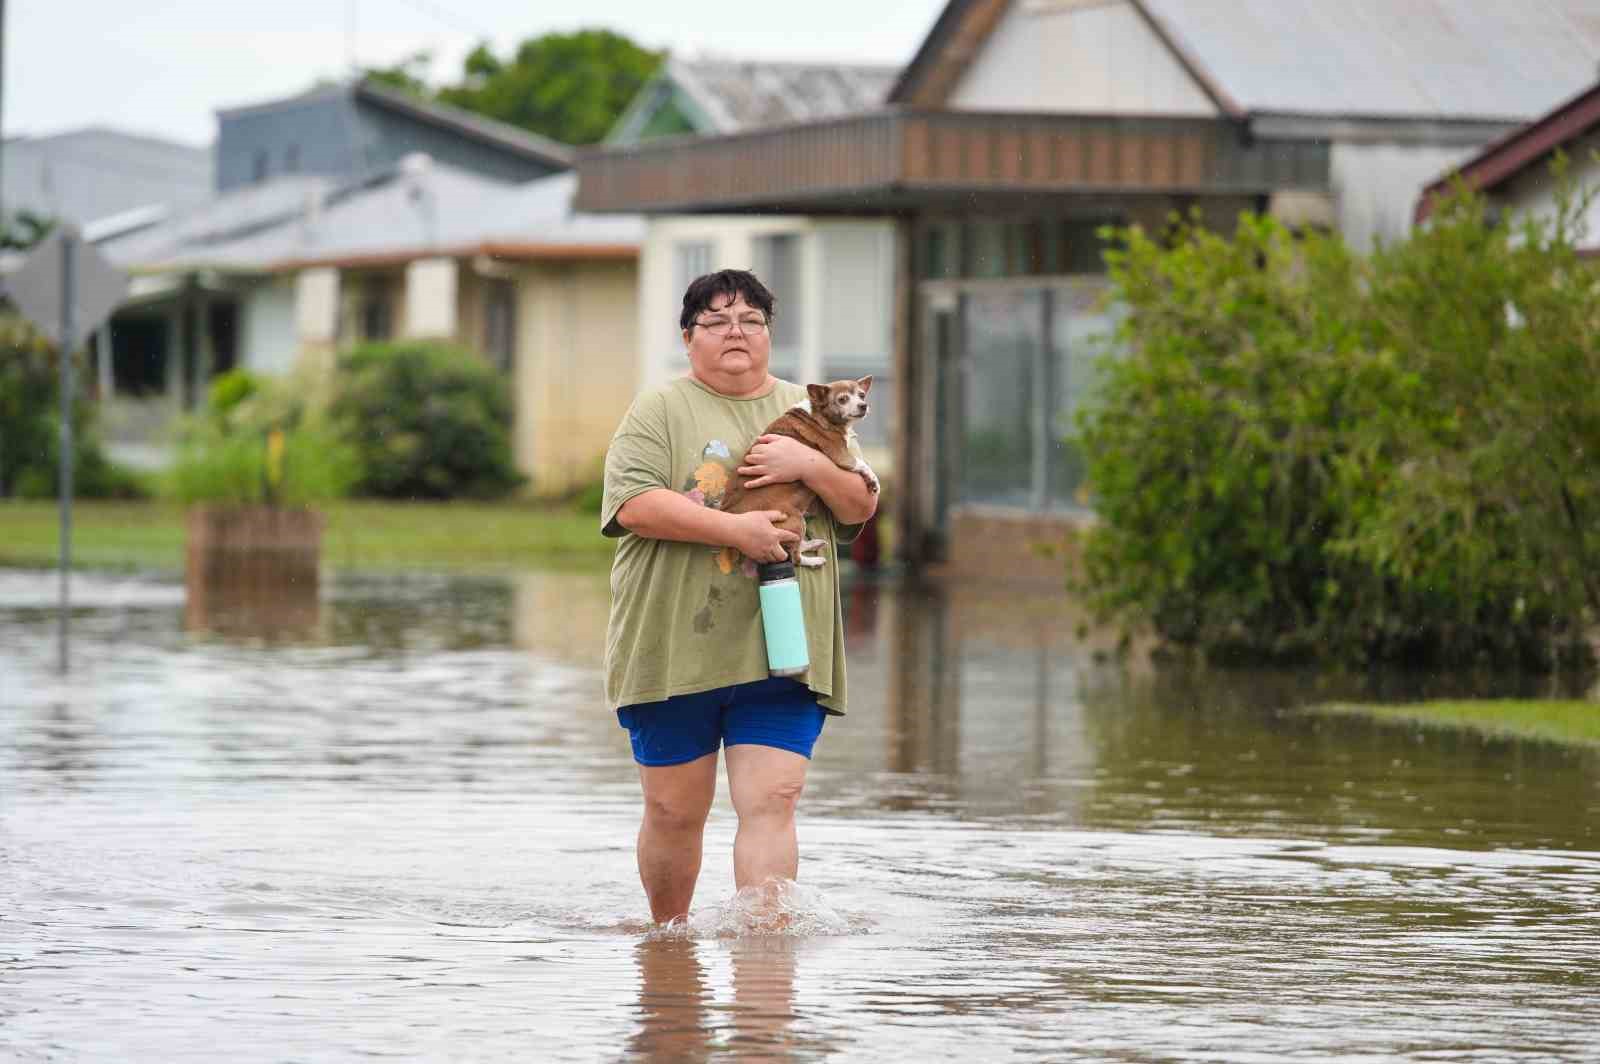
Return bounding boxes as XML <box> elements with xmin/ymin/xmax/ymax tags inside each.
<box><xmin>5</xmin><ymin>225</ymin><xmax>128</xmax><ymax>673</ymax></box>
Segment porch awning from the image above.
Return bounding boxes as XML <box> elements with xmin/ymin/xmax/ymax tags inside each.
<box><xmin>575</xmin><ymin>109</ymin><xmax>1330</xmax><ymax>215</ymax></box>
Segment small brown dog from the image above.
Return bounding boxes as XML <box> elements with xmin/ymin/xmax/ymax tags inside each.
<box><xmin>716</xmin><ymin>376</ymin><xmax>879</xmax><ymax>574</ymax></box>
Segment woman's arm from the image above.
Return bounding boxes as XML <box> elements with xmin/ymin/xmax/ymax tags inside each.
<box><xmin>800</xmin><ymin>455</ymin><xmax>878</xmax><ymax>525</ymax></box>
<box><xmin>615</xmin><ymin>489</ymin><xmax>800</xmax><ymax>562</ymax></box>
<box><xmin>738</xmin><ymin>436</ymin><xmax>878</xmax><ymax>525</ymax></box>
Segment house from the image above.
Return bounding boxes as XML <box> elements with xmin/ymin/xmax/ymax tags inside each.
<box><xmin>605</xmin><ymin>58</ymin><xmax>898</xmax><ymax>147</ymax></box>
<box><xmin>577</xmin><ymin>0</ymin><xmax>1600</xmax><ymax>577</ymax></box>
<box><xmin>97</xmin><ymin>160</ymin><xmax>643</xmax><ymax>495</ymax></box>
<box><xmin>606</xmin><ymin>59</ymin><xmax>903</xmax><ymax>465</ymax></box>
<box><xmin>1</xmin><ymin>127</ymin><xmax>213</xmax><ymax>229</ymax></box>
<box><xmin>80</xmin><ymin>78</ymin><xmax>643</xmax><ymax>494</ymax></box>
<box><xmin>1415</xmin><ymin>79</ymin><xmax>1600</xmax><ymax>252</ymax></box>
<box><xmin>214</xmin><ymin>79</ymin><xmax>570</xmax><ymax>192</ymax></box>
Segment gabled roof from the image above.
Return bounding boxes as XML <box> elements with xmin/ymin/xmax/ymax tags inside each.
<box><xmin>609</xmin><ymin>57</ymin><xmax>899</xmax><ymax>143</ymax></box>
<box><xmin>216</xmin><ymin>79</ymin><xmax>573</xmax><ymax>170</ymax></box>
<box><xmin>893</xmin><ymin>0</ymin><xmax>1600</xmax><ymax>122</ymax></box>
<box><xmin>104</xmin><ymin>162</ymin><xmax>641</xmax><ymax>274</ymax></box>
<box><xmin>1</xmin><ymin>126</ymin><xmax>214</xmax><ymax>224</ymax></box>
<box><xmin>1415</xmin><ymin>80</ymin><xmax>1600</xmax><ymax>223</ymax></box>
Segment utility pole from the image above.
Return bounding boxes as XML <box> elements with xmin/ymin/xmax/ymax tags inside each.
<box><xmin>57</xmin><ymin>228</ymin><xmax>75</xmax><ymax>673</ymax></box>
<box><xmin>346</xmin><ymin>0</ymin><xmax>358</xmax><ymax>76</ymax></box>
<box><xmin>1</xmin><ymin>0</ymin><xmax>9</xmax><ymax>229</ymax></box>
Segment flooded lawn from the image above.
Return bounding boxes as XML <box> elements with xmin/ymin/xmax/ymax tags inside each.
<box><xmin>2</xmin><ymin>565</ymin><xmax>1596</xmax><ymax>1061</ymax></box>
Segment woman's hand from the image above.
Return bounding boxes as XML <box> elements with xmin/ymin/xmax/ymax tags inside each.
<box><xmin>726</xmin><ymin>510</ymin><xmax>799</xmax><ymax>563</ymax></box>
<box><xmin>738</xmin><ymin>435</ymin><xmax>820</xmax><ymax>489</ymax></box>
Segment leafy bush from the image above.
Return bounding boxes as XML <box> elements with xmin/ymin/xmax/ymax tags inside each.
<box><xmin>163</xmin><ymin>369</ymin><xmax>360</xmax><ymax>507</ymax></box>
<box><xmin>1075</xmin><ymin>171</ymin><xmax>1599</xmax><ymax>670</ymax></box>
<box><xmin>0</xmin><ymin>315</ymin><xmax>147</xmax><ymax>499</ymax></box>
<box><xmin>1333</xmin><ymin>165</ymin><xmax>1600</xmax><ymax>668</ymax></box>
<box><xmin>328</xmin><ymin>341</ymin><xmax>526</xmax><ymax>500</ymax></box>
<box><xmin>1075</xmin><ymin>212</ymin><xmax>1371</xmax><ymax>663</ymax></box>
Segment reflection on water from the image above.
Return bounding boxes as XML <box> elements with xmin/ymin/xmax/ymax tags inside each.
<box><xmin>185</xmin><ymin>546</ymin><xmax>323</xmax><ymax>642</ymax></box>
<box><xmin>1</xmin><ymin>564</ymin><xmax>1596</xmax><ymax>1062</ymax></box>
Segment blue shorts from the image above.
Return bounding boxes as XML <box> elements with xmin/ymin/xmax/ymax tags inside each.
<box><xmin>616</xmin><ymin>677</ymin><xmax>827</xmax><ymax>767</ymax></box>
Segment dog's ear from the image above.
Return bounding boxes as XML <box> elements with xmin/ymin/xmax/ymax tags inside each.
<box><xmin>857</xmin><ymin>375</ymin><xmax>873</xmax><ymax>394</ymax></box>
<box><xmin>806</xmin><ymin>383</ymin><xmax>829</xmax><ymax>407</ymax></box>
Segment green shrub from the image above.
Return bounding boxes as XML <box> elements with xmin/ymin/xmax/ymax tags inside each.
<box><xmin>328</xmin><ymin>341</ymin><xmax>526</xmax><ymax>500</ymax></box>
<box><xmin>1075</xmin><ymin>212</ymin><xmax>1372</xmax><ymax>663</ymax></box>
<box><xmin>1332</xmin><ymin>165</ymin><xmax>1600</xmax><ymax>668</ymax></box>
<box><xmin>162</xmin><ymin>367</ymin><xmax>360</xmax><ymax>507</ymax></box>
<box><xmin>0</xmin><ymin>315</ymin><xmax>147</xmax><ymax>499</ymax></box>
<box><xmin>574</xmin><ymin>479</ymin><xmax>605</xmax><ymax>515</ymax></box>
<box><xmin>1075</xmin><ymin>171</ymin><xmax>1599</xmax><ymax>671</ymax></box>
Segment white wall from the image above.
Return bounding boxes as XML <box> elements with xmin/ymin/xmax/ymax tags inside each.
<box><xmin>948</xmin><ymin>0</ymin><xmax>1215</xmax><ymax>116</ymax></box>
<box><xmin>636</xmin><ymin>215</ymin><xmax>898</xmax><ymax>462</ymax></box>
<box><xmin>1495</xmin><ymin>130</ymin><xmax>1600</xmax><ymax>249</ymax></box>
<box><xmin>636</xmin><ymin>215</ymin><xmax>895</xmax><ymax>391</ymax></box>
<box><xmin>241</xmin><ymin>277</ymin><xmax>298</xmax><ymax>375</ymax></box>
<box><xmin>1332</xmin><ymin>141</ymin><xmax>1483</xmax><ymax>252</ymax></box>
<box><xmin>294</xmin><ymin>268</ymin><xmax>341</xmax><ymax>347</ymax></box>
<box><xmin>404</xmin><ymin>257</ymin><xmax>459</xmax><ymax>339</ymax></box>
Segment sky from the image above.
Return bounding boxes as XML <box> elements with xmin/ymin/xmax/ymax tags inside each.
<box><xmin>2</xmin><ymin>0</ymin><xmax>948</xmax><ymax>146</ymax></box>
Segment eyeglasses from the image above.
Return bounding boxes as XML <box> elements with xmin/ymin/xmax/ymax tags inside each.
<box><xmin>693</xmin><ymin>314</ymin><xmax>769</xmax><ymax>336</ymax></box>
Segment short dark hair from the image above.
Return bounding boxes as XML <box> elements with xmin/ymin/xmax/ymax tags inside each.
<box><xmin>679</xmin><ymin>269</ymin><xmax>776</xmax><ymax>332</ymax></box>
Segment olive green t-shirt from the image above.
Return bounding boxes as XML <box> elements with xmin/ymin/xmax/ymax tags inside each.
<box><xmin>601</xmin><ymin>375</ymin><xmax>863</xmax><ymax>715</ymax></box>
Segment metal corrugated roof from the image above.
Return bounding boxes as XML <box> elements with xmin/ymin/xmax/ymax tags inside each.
<box><xmin>214</xmin><ymin>80</ymin><xmax>573</xmax><ymax>168</ymax></box>
<box><xmin>1140</xmin><ymin>0</ymin><xmax>1600</xmax><ymax>121</ymax></box>
<box><xmin>106</xmin><ymin>166</ymin><xmax>641</xmax><ymax>274</ymax></box>
<box><xmin>670</xmin><ymin>58</ymin><xmax>901</xmax><ymax>132</ymax></box>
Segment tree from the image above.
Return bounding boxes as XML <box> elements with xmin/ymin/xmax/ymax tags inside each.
<box><xmin>435</xmin><ymin>30</ymin><xmax>662</xmax><ymax>145</ymax></box>
<box><xmin>0</xmin><ymin>209</ymin><xmax>57</xmax><ymax>251</ymax></box>
<box><xmin>362</xmin><ymin>50</ymin><xmax>435</xmax><ymax>98</ymax></box>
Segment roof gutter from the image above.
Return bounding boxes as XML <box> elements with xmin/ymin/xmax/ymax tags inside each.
<box><xmin>1415</xmin><ymin>81</ymin><xmax>1600</xmax><ymax>224</ymax></box>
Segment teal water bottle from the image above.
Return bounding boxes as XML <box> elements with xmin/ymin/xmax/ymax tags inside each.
<box><xmin>757</xmin><ymin>560</ymin><xmax>809</xmax><ymax>677</ymax></box>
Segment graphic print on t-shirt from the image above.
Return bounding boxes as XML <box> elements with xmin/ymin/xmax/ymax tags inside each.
<box><xmin>679</xmin><ymin>439</ymin><xmax>760</xmax><ymax>578</ymax></box>
<box><xmin>681</xmin><ymin>439</ymin><xmax>735</xmax><ymax>509</ymax></box>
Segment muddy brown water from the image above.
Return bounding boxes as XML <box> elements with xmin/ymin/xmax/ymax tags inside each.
<box><xmin>2</xmin><ymin>565</ymin><xmax>1596</xmax><ymax>1062</ymax></box>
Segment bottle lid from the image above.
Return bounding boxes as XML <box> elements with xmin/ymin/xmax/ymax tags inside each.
<box><xmin>757</xmin><ymin>559</ymin><xmax>796</xmax><ymax>582</ymax></box>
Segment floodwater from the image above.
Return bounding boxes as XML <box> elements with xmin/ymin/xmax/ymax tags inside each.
<box><xmin>1</xmin><ymin>564</ymin><xmax>1596</xmax><ymax>1062</ymax></box>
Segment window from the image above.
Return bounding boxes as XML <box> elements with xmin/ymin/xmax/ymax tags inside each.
<box><xmin>752</xmin><ymin>233</ymin><xmax>802</xmax><ymax>379</ymax></box>
<box><xmin>284</xmin><ymin>144</ymin><xmax>300</xmax><ymax>174</ymax></box>
<box><xmin>1048</xmin><ymin>288</ymin><xmax>1117</xmax><ymax>509</ymax></box>
<box><xmin>359</xmin><ymin>279</ymin><xmax>393</xmax><ymax>342</ymax></box>
<box><xmin>959</xmin><ymin>290</ymin><xmax>1044</xmax><ymax>507</ymax></box>
<box><xmin>818</xmin><ymin>225</ymin><xmax>895</xmax><ymax>448</ymax></box>
<box><xmin>672</xmin><ymin>240</ymin><xmax>714</xmax><ymax>346</ymax></box>
<box><xmin>109</xmin><ymin>314</ymin><xmax>170</xmax><ymax>398</ymax></box>
<box><xmin>673</xmin><ymin>241</ymin><xmax>713</xmax><ymax>303</ymax></box>
<box><xmin>918</xmin><ymin>217</ymin><xmax>1116</xmax><ymax>279</ymax></box>
<box><xmin>252</xmin><ymin>149</ymin><xmax>269</xmax><ymax>184</ymax></box>
<box><xmin>482</xmin><ymin>278</ymin><xmax>516</xmax><ymax>373</ymax></box>
<box><xmin>942</xmin><ymin>284</ymin><xmax>1121</xmax><ymax>512</ymax></box>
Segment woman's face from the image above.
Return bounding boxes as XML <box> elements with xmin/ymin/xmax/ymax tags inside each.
<box><xmin>682</xmin><ymin>293</ymin><xmax>772</xmax><ymax>397</ymax></box>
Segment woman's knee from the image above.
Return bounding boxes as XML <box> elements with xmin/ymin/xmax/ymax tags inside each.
<box><xmin>734</xmin><ymin>775</ymin><xmax>805</xmax><ymax>824</ymax></box>
<box><xmin>643</xmin><ymin>790</ymin><xmax>711</xmax><ymax>834</ymax></box>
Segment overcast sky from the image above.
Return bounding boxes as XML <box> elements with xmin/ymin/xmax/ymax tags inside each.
<box><xmin>2</xmin><ymin>0</ymin><xmax>947</xmax><ymax>145</ymax></box>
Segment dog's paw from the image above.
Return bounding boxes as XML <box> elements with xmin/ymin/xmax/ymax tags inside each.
<box><xmin>797</xmin><ymin>538</ymin><xmax>828</xmax><ymax>568</ymax></box>
<box><xmin>854</xmin><ymin>459</ymin><xmax>880</xmax><ymax>495</ymax></box>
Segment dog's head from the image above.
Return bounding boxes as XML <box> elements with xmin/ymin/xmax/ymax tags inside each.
<box><xmin>806</xmin><ymin>376</ymin><xmax>872</xmax><ymax>427</ymax></box>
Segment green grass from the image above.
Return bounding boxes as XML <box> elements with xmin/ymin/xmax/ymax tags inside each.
<box><xmin>1308</xmin><ymin>700</ymin><xmax>1600</xmax><ymax>748</ymax></box>
<box><xmin>0</xmin><ymin>499</ymin><xmax>614</xmax><ymax>572</ymax></box>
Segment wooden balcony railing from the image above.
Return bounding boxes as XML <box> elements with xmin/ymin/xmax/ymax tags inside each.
<box><xmin>576</xmin><ymin>110</ymin><xmax>1330</xmax><ymax>213</ymax></box>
